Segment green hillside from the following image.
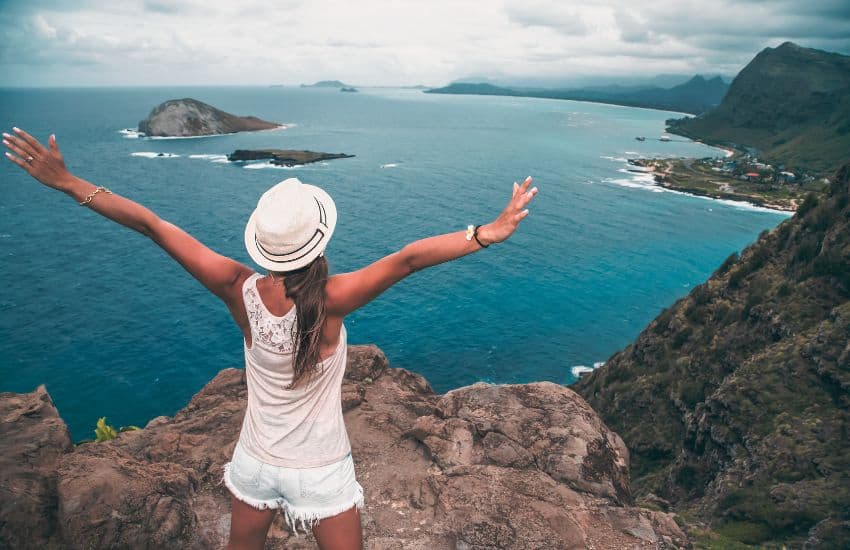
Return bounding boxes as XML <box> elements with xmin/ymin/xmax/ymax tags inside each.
<box><xmin>575</xmin><ymin>164</ymin><xmax>850</xmax><ymax>547</ymax></box>
<box><xmin>669</xmin><ymin>42</ymin><xmax>850</xmax><ymax>174</ymax></box>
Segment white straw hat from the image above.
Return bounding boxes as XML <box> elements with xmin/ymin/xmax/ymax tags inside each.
<box><xmin>244</xmin><ymin>177</ymin><xmax>337</xmax><ymax>271</ymax></box>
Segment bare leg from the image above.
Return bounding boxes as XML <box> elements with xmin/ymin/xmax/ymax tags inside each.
<box><xmin>227</xmin><ymin>494</ymin><xmax>277</xmax><ymax>550</ymax></box>
<box><xmin>311</xmin><ymin>506</ymin><xmax>363</xmax><ymax>550</ymax></box>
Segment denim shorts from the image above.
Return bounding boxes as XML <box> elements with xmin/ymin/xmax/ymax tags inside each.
<box><xmin>222</xmin><ymin>441</ymin><xmax>365</xmax><ymax>535</ymax></box>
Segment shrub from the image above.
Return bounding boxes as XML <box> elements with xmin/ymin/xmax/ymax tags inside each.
<box><xmin>672</xmin><ymin>326</ymin><xmax>693</xmax><ymax>349</ymax></box>
<box><xmin>796</xmin><ymin>193</ymin><xmax>819</xmax><ymax>217</ymax></box>
<box><xmin>93</xmin><ymin>417</ymin><xmax>140</xmax><ymax>443</ymax></box>
<box><xmin>714</xmin><ymin>252</ymin><xmax>739</xmax><ymax>278</ymax></box>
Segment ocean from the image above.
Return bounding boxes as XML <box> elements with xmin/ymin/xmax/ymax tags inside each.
<box><xmin>0</xmin><ymin>86</ymin><xmax>789</xmax><ymax>440</ymax></box>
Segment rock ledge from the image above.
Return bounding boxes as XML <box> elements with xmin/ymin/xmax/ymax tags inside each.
<box><xmin>0</xmin><ymin>346</ymin><xmax>687</xmax><ymax>549</ymax></box>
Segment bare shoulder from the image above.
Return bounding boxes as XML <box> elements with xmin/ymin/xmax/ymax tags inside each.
<box><xmin>324</xmin><ymin>273</ymin><xmax>350</xmax><ymax>315</ymax></box>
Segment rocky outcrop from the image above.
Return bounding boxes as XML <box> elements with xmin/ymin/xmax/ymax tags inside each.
<box><xmin>137</xmin><ymin>98</ymin><xmax>281</xmax><ymax>137</ymax></box>
<box><xmin>0</xmin><ymin>346</ymin><xmax>686</xmax><ymax>549</ymax></box>
<box><xmin>227</xmin><ymin>149</ymin><xmax>354</xmax><ymax>167</ymax></box>
<box><xmin>575</xmin><ymin>164</ymin><xmax>850</xmax><ymax>547</ymax></box>
<box><xmin>0</xmin><ymin>386</ymin><xmax>72</xmax><ymax>549</ymax></box>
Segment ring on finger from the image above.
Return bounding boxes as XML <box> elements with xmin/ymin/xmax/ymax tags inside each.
<box><xmin>26</xmin><ymin>156</ymin><xmax>34</xmax><ymax>163</ymax></box>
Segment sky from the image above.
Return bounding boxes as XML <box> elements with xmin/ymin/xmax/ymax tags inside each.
<box><xmin>1</xmin><ymin>0</ymin><xmax>849</xmax><ymax>87</ymax></box>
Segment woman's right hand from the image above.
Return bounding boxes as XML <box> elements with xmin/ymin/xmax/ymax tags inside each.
<box><xmin>478</xmin><ymin>176</ymin><xmax>538</xmax><ymax>245</ymax></box>
<box><xmin>3</xmin><ymin>128</ymin><xmax>73</xmax><ymax>191</ymax></box>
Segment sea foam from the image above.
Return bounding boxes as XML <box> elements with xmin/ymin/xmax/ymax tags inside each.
<box><xmin>188</xmin><ymin>154</ymin><xmax>229</xmax><ymax>163</ymax></box>
<box><xmin>131</xmin><ymin>152</ymin><xmax>180</xmax><ymax>159</ymax></box>
<box><xmin>243</xmin><ymin>162</ymin><xmax>303</xmax><ymax>170</ymax></box>
<box><xmin>571</xmin><ymin>361</ymin><xmax>605</xmax><ymax>378</ymax></box>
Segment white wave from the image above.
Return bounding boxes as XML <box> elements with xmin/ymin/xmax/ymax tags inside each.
<box><xmin>624</xmin><ymin>151</ymin><xmax>640</xmax><ymax>155</ymax></box>
<box><xmin>610</xmin><ymin>177</ymin><xmax>666</xmax><ymax>193</ymax></box>
<box><xmin>600</xmin><ymin>155</ymin><xmax>628</xmax><ymax>163</ymax></box>
<box><xmin>571</xmin><ymin>361</ymin><xmax>605</xmax><ymax>379</ymax></box>
<box><xmin>571</xmin><ymin>365</ymin><xmax>593</xmax><ymax>377</ymax></box>
<box><xmin>188</xmin><ymin>154</ymin><xmax>229</xmax><ymax>163</ymax></box>
<box><xmin>131</xmin><ymin>152</ymin><xmax>180</xmax><ymax>158</ymax></box>
<box><xmin>244</xmin><ymin>162</ymin><xmax>302</xmax><ymax>170</ymax></box>
<box><xmin>119</xmin><ymin>128</ymin><xmax>144</xmax><ymax>139</ymax></box>
<box><xmin>702</xmin><ymin>196</ymin><xmax>793</xmax><ymax>215</ymax></box>
<box><xmin>380</xmin><ymin>163</ymin><xmax>399</xmax><ymax>168</ymax></box>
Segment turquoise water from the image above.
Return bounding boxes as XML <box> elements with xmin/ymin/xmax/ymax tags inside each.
<box><xmin>0</xmin><ymin>87</ymin><xmax>788</xmax><ymax>440</ymax></box>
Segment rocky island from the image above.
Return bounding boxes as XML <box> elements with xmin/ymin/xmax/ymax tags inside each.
<box><xmin>138</xmin><ymin>98</ymin><xmax>281</xmax><ymax>138</ymax></box>
<box><xmin>227</xmin><ymin>149</ymin><xmax>354</xmax><ymax>167</ymax></box>
<box><xmin>0</xmin><ymin>347</ymin><xmax>687</xmax><ymax>549</ymax></box>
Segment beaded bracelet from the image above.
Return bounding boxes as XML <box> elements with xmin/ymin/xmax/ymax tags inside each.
<box><xmin>473</xmin><ymin>224</ymin><xmax>490</xmax><ymax>248</ymax></box>
<box><xmin>79</xmin><ymin>186</ymin><xmax>113</xmax><ymax>206</ymax></box>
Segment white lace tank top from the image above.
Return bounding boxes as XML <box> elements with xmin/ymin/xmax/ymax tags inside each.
<box><xmin>237</xmin><ymin>273</ymin><xmax>352</xmax><ymax>468</ymax></box>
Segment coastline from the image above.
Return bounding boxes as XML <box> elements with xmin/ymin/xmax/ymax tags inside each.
<box><xmin>627</xmin><ymin>158</ymin><xmax>798</xmax><ymax>213</ymax></box>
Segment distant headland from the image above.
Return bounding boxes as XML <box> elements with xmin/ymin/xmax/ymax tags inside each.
<box><xmin>137</xmin><ymin>98</ymin><xmax>281</xmax><ymax>137</ymax></box>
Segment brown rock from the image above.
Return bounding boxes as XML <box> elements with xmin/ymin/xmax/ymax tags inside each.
<box><xmin>0</xmin><ymin>385</ymin><xmax>72</xmax><ymax>549</ymax></box>
<box><xmin>0</xmin><ymin>346</ymin><xmax>688</xmax><ymax>549</ymax></box>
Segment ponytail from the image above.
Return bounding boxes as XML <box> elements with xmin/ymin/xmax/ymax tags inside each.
<box><xmin>275</xmin><ymin>256</ymin><xmax>328</xmax><ymax>389</ymax></box>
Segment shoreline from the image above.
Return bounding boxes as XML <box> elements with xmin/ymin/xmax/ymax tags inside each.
<box><xmin>627</xmin><ymin>158</ymin><xmax>798</xmax><ymax>213</ymax></box>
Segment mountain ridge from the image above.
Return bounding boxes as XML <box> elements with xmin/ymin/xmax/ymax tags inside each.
<box><xmin>668</xmin><ymin>42</ymin><xmax>850</xmax><ymax>173</ymax></box>
<box><xmin>426</xmin><ymin>74</ymin><xmax>729</xmax><ymax>114</ymax></box>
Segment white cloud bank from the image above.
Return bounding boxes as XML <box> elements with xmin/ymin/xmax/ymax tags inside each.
<box><xmin>1</xmin><ymin>0</ymin><xmax>848</xmax><ymax>86</ymax></box>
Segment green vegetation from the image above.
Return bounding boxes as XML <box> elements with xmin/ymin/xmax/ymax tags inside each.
<box><xmin>630</xmin><ymin>157</ymin><xmax>827</xmax><ymax>211</ymax></box>
<box><xmin>93</xmin><ymin>417</ymin><xmax>140</xmax><ymax>442</ymax></box>
<box><xmin>575</xmin><ymin>164</ymin><xmax>850</xmax><ymax>547</ymax></box>
<box><xmin>669</xmin><ymin>42</ymin><xmax>850</xmax><ymax>174</ymax></box>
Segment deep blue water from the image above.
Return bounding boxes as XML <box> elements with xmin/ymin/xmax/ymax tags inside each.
<box><xmin>0</xmin><ymin>87</ymin><xmax>788</xmax><ymax>440</ymax></box>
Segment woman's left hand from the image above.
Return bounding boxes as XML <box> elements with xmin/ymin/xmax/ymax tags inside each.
<box><xmin>3</xmin><ymin>128</ymin><xmax>73</xmax><ymax>191</ymax></box>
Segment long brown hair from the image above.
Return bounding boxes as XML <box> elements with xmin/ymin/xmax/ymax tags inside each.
<box><xmin>273</xmin><ymin>256</ymin><xmax>328</xmax><ymax>389</ymax></box>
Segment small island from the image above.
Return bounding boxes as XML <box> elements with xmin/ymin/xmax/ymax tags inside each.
<box><xmin>138</xmin><ymin>98</ymin><xmax>281</xmax><ymax>137</ymax></box>
<box><xmin>227</xmin><ymin>149</ymin><xmax>354</xmax><ymax>167</ymax></box>
<box><xmin>340</xmin><ymin>87</ymin><xmax>358</xmax><ymax>93</ymax></box>
<box><xmin>300</xmin><ymin>80</ymin><xmax>350</xmax><ymax>88</ymax></box>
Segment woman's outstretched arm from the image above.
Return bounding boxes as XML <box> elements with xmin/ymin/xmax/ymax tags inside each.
<box><xmin>4</xmin><ymin>127</ymin><xmax>252</xmax><ymax>301</ymax></box>
<box><xmin>326</xmin><ymin>176</ymin><xmax>538</xmax><ymax>315</ymax></box>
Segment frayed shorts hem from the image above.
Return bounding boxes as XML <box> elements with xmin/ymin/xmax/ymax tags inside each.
<box><xmin>221</xmin><ymin>462</ymin><xmax>365</xmax><ymax>535</ymax></box>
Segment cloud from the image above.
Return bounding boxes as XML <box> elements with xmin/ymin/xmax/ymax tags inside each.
<box><xmin>1</xmin><ymin>0</ymin><xmax>849</xmax><ymax>86</ymax></box>
<box><xmin>505</xmin><ymin>3</ymin><xmax>589</xmax><ymax>35</ymax></box>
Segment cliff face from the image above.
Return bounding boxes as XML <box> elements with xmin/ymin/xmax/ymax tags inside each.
<box><xmin>137</xmin><ymin>98</ymin><xmax>281</xmax><ymax>137</ymax></box>
<box><xmin>0</xmin><ymin>346</ymin><xmax>686</xmax><ymax>550</ymax></box>
<box><xmin>575</xmin><ymin>165</ymin><xmax>850</xmax><ymax>547</ymax></box>
<box><xmin>669</xmin><ymin>42</ymin><xmax>850</xmax><ymax>173</ymax></box>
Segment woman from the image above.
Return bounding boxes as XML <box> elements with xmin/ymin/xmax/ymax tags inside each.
<box><xmin>3</xmin><ymin>127</ymin><xmax>538</xmax><ymax>550</ymax></box>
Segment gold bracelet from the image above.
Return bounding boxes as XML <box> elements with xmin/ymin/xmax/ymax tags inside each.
<box><xmin>79</xmin><ymin>186</ymin><xmax>113</xmax><ymax>206</ymax></box>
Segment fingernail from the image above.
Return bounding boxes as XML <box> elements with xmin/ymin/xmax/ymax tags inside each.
<box><xmin>12</xmin><ymin>127</ymin><xmax>20</xmax><ymax>133</ymax></box>
<box><xmin>2</xmin><ymin>133</ymin><xmax>9</xmax><ymax>138</ymax></box>
<box><xmin>4</xmin><ymin>152</ymin><xmax>11</xmax><ymax>158</ymax></box>
<box><xmin>2</xmin><ymin>140</ymin><xmax>8</xmax><ymax>146</ymax></box>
